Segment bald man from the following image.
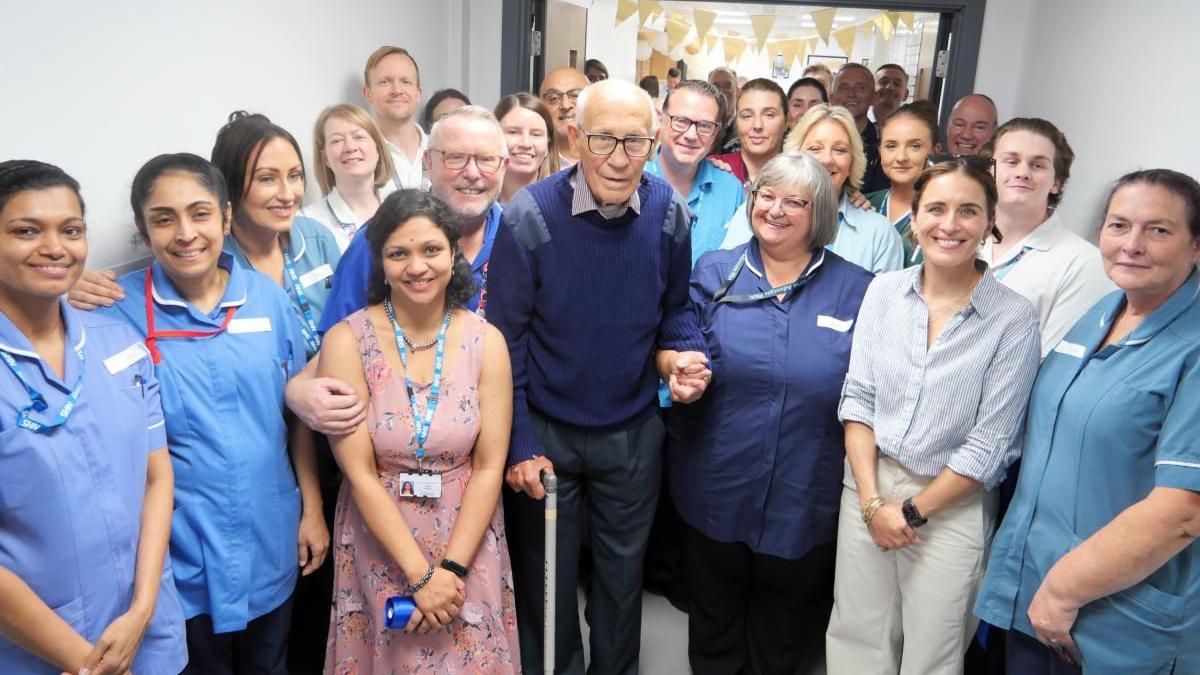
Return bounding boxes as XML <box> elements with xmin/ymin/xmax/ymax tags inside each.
<box><xmin>489</xmin><ymin>80</ymin><xmax>710</xmax><ymax>674</ymax></box>
<box><xmin>946</xmin><ymin>93</ymin><xmax>999</xmax><ymax>156</ymax></box>
<box><xmin>539</xmin><ymin>67</ymin><xmax>590</xmax><ymax>167</ymax></box>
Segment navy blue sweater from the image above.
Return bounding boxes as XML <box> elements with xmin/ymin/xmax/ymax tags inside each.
<box><xmin>487</xmin><ymin>168</ymin><xmax>706</xmax><ymax>465</ymax></box>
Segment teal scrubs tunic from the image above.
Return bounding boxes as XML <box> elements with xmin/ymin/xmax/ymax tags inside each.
<box><xmin>98</xmin><ymin>252</ymin><xmax>307</xmax><ymax>633</ymax></box>
<box><xmin>0</xmin><ymin>302</ymin><xmax>187</xmax><ymax>673</ymax></box>
<box><xmin>976</xmin><ymin>272</ymin><xmax>1200</xmax><ymax>674</ymax></box>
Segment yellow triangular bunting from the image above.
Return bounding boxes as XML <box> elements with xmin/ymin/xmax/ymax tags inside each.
<box><xmin>833</xmin><ymin>24</ymin><xmax>857</xmax><ymax>56</ymax></box>
<box><xmin>615</xmin><ymin>0</ymin><xmax>638</xmax><ymax>26</ymax></box>
<box><xmin>750</xmin><ymin>14</ymin><xmax>777</xmax><ymax>52</ymax></box>
<box><xmin>811</xmin><ymin>8</ymin><xmax>837</xmax><ymax>44</ymax></box>
<box><xmin>693</xmin><ymin>8</ymin><xmax>717</xmax><ymax>42</ymax></box>
<box><xmin>874</xmin><ymin>13</ymin><xmax>894</xmax><ymax>41</ymax></box>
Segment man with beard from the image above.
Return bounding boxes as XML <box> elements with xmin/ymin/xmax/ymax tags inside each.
<box><xmin>362</xmin><ymin>45</ymin><xmax>429</xmax><ymax>189</ymax></box>
<box><xmin>540</xmin><ymin>67</ymin><xmax>590</xmax><ymax>168</ymax></box>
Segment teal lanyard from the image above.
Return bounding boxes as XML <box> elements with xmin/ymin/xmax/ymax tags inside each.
<box><xmin>0</xmin><ymin>344</ymin><xmax>85</xmax><ymax>434</ymax></box>
<box><xmin>993</xmin><ymin>246</ymin><xmax>1032</xmax><ymax>282</ymax></box>
<box><xmin>712</xmin><ymin>250</ymin><xmax>820</xmax><ymax>304</ymax></box>
<box><xmin>383</xmin><ymin>299</ymin><xmax>451</xmax><ymax>466</ymax></box>
<box><xmin>280</xmin><ymin>245</ymin><xmax>321</xmax><ymax>355</ymax></box>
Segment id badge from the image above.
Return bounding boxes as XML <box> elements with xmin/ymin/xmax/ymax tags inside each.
<box><xmin>397</xmin><ymin>472</ymin><xmax>442</xmax><ymax>499</ymax></box>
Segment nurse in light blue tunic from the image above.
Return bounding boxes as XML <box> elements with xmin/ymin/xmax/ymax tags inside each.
<box><xmin>0</xmin><ymin>161</ymin><xmax>186</xmax><ymax>674</ymax></box>
<box><xmin>976</xmin><ymin>169</ymin><xmax>1200</xmax><ymax>675</ymax></box>
<box><xmin>95</xmin><ymin>154</ymin><xmax>326</xmax><ymax>674</ymax></box>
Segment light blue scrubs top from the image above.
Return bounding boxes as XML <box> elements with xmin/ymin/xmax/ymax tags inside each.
<box><xmin>224</xmin><ymin>215</ymin><xmax>341</xmax><ymax>357</ymax></box>
<box><xmin>646</xmin><ymin>151</ymin><xmax>746</xmax><ymax>264</ymax></box>
<box><xmin>976</xmin><ymin>272</ymin><xmax>1200</xmax><ymax>674</ymax></box>
<box><xmin>0</xmin><ymin>301</ymin><xmax>187</xmax><ymax>673</ymax></box>
<box><xmin>98</xmin><ymin>252</ymin><xmax>307</xmax><ymax>633</ymax></box>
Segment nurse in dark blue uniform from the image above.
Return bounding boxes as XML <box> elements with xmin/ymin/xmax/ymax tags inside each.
<box><xmin>0</xmin><ymin>161</ymin><xmax>186</xmax><ymax>674</ymax></box>
<box><xmin>668</xmin><ymin>153</ymin><xmax>872</xmax><ymax>674</ymax></box>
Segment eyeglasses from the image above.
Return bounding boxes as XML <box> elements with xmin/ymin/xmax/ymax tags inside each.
<box><xmin>430</xmin><ymin>149</ymin><xmax>505</xmax><ymax>174</ymax></box>
<box><xmin>753</xmin><ymin>190</ymin><xmax>812</xmax><ymax>216</ymax></box>
<box><xmin>664</xmin><ymin>113</ymin><xmax>721</xmax><ymax>138</ymax></box>
<box><xmin>579</xmin><ymin>130</ymin><xmax>655</xmax><ymax>158</ymax></box>
<box><xmin>542</xmin><ymin>89</ymin><xmax>582</xmax><ymax>107</ymax></box>
<box><xmin>927</xmin><ymin>153</ymin><xmax>995</xmax><ymax>172</ymax></box>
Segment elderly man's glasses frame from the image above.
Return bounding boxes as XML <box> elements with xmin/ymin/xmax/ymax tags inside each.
<box><xmin>578</xmin><ymin>130</ymin><xmax>655</xmax><ymax>158</ymax></box>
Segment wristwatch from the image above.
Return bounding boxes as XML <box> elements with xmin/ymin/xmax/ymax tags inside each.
<box><xmin>440</xmin><ymin>558</ymin><xmax>469</xmax><ymax>578</ymax></box>
<box><xmin>902</xmin><ymin>497</ymin><xmax>928</xmax><ymax>528</ymax></box>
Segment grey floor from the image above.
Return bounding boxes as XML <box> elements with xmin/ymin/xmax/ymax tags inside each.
<box><xmin>578</xmin><ymin>590</ymin><xmax>827</xmax><ymax>674</ymax></box>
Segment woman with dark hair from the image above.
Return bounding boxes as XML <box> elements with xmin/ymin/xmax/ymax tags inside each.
<box><xmin>319</xmin><ymin>189</ymin><xmax>519</xmax><ymax>673</ymax></box>
<box><xmin>867</xmin><ymin>101</ymin><xmax>942</xmax><ymax>266</ymax></box>
<box><xmin>95</xmin><ymin>153</ymin><xmax>324</xmax><ymax>673</ymax></box>
<box><xmin>786</xmin><ymin>76</ymin><xmax>829</xmax><ymax>129</ymax></box>
<box><xmin>711</xmin><ymin>78</ymin><xmax>788</xmax><ymax>184</ymax></box>
<box><xmin>977</xmin><ymin>169</ymin><xmax>1200</xmax><ymax>674</ymax></box>
<box><xmin>0</xmin><ymin>160</ymin><xmax>187</xmax><ymax>674</ymax></box>
<box><xmin>826</xmin><ymin>160</ymin><xmax>1041</xmax><ymax>673</ymax></box>
<box><xmin>494</xmin><ymin>93</ymin><xmax>559</xmax><ymax>204</ymax></box>
<box><xmin>422</xmin><ymin>88</ymin><xmax>471</xmax><ymax>132</ymax></box>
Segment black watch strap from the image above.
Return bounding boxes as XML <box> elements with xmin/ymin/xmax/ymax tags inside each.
<box><xmin>440</xmin><ymin>558</ymin><xmax>469</xmax><ymax>578</ymax></box>
<box><xmin>902</xmin><ymin>497</ymin><xmax>928</xmax><ymax>528</ymax></box>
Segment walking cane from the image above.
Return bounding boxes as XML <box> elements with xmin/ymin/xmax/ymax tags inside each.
<box><xmin>542</xmin><ymin>470</ymin><xmax>558</xmax><ymax>675</ymax></box>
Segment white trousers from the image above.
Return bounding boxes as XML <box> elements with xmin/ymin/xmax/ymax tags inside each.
<box><xmin>825</xmin><ymin>455</ymin><xmax>998</xmax><ymax>675</ymax></box>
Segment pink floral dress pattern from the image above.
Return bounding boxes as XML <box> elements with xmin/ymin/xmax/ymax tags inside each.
<box><xmin>325</xmin><ymin>309</ymin><xmax>519</xmax><ymax>674</ymax></box>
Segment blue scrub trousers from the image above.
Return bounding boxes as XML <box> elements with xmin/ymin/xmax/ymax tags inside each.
<box><xmin>1005</xmin><ymin>628</ymin><xmax>1082</xmax><ymax>675</ymax></box>
<box><xmin>182</xmin><ymin>594</ymin><xmax>294</xmax><ymax>675</ymax></box>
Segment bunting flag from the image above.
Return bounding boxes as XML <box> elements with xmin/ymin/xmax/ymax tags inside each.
<box><xmin>615</xmin><ymin>0</ymin><xmax>638</xmax><ymax>27</ymax></box>
<box><xmin>811</xmin><ymin>8</ymin><xmax>837</xmax><ymax>44</ymax></box>
<box><xmin>722</xmin><ymin>36</ymin><xmax>748</xmax><ymax>65</ymax></box>
<box><xmin>799</xmin><ymin>38</ymin><xmax>812</xmax><ymax>65</ymax></box>
<box><xmin>665</xmin><ymin>18</ymin><xmax>692</xmax><ymax>52</ymax></box>
<box><xmin>873</xmin><ymin>13</ymin><xmax>894</xmax><ymax>41</ymax></box>
<box><xmin>693</xmin><ymin>8</ymin><xmax>717</xmax><ymax>43</ymax></box>
<box><xmin>777</xmin><ymin>40</ymin><xmax>799</xmax><ymax>69</ymax></box>
<box><xmin>833</xmin><ymin>24</ymin><xmax>857</xmax><ymax>56</ymax></box>
<box><xmin>705</xmin><ymin>34</ymin><xmax>719</xmax><ymax>54</ymax></box>
<box><xmin>637</xmin><ymin>0</ymin><xmax>661</xmax><ymax>26</ymax></box>
<box><xmin>894</xmin><ymin>12</ymin><xmax>916</xmax><ymax>31</ymax></box>
<box><xmin>749</xmin><ymin>14</ymin><xmax>777</xmax><ymax>52</ymax></box>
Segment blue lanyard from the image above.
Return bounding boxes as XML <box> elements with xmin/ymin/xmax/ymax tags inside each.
<box><xmin>383</xmin><ymin>299</ymin><xmax>451</xmax><ymax>466</ymax></box>
<box><xmin>0</xmin><ymin>344</ymin><xmax>85</xmax><ymax>434</ymax></box>
<box><xmin>281</xmin><ymin>246</ymin><xmax>321</xmax><ymax>355</ymax></box>
<box><xmin>993</xmin><ymin>246</ymin><xmax>1032</xmax><ymax>282</ymax></box>
<box><xmin>712</xmin><ymin>250</ymin><xmax>819</xmax><ymax>304</ymax></box>
<box><xmin>326</xmin><ymin>199</ymin><xmax>358</xmax><ymax>240</ymax></box>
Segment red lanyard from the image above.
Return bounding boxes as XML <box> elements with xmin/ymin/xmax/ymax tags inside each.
<box><xmin>143</xmin><ymin>268</ymin><xmax>238</xmax><ymax>364</ymax></box>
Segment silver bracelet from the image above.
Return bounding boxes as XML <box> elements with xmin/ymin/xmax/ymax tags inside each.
<box><xmin>410</xmin><ymin>563</ymin><xmax>435</xmax><ymax>593</ymax></box>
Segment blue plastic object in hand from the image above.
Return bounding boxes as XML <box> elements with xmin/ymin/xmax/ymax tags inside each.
<box><xmin>384</xmin><ymin>596</ymin><xmax>417</xmax><ymax>629</ymax></box>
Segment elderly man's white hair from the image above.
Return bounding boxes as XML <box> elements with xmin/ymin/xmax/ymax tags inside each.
<box><xmin>574</xmin><ymin>80</ymin><xmax>659</xmax><ymax>133</ymax></box>
<box><xmin>429</xmin><ymin>104</ymin><xmax>507</xmax><ymax>154</ymax></box>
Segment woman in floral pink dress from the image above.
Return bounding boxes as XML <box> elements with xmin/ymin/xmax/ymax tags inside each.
<box><xmin>318</xmin><ymin>190</ymin><xmax>519</xmax><ymax>674</ymax></box>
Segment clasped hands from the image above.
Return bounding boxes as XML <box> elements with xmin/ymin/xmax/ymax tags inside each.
<box><xmin>866</xmin><ymin>502</ymin><xmax>920</xmax><ymax>552</ymax></box>
<box><xmin>404</xmin><ymin>567</ymin><xmax>467</xmax><ymax>634</ymax></box>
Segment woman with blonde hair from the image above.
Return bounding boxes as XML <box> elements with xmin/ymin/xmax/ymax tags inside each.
<box><xmin>309</xmin><ymin>104</ymin><xmax>398</xmax><ymax>251</ymax></box>
<box><xmin>493</xmin><ymin>93</ymin><xmax>559</xmax><ymax>203</ymax></box>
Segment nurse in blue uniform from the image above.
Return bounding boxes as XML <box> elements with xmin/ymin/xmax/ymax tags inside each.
<box><xmin>0</xmin><ymin>160</ymin><xmax>186</xmax><ymax>674</ymax></box>
<box><xmin>97</xmin><ymin>154</ymin><xmax>325</xmax><ymax>674</ymax></box>
<box><xmin>976</xmin><ymin>169</ymin><xmax>1200</xmax><ymax>675</ymax></box>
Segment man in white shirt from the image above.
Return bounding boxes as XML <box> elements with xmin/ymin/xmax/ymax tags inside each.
<box><xmin>362</xmin><ymin>45</ymin><xmax>429</xmax><ymax>189</ymax></box>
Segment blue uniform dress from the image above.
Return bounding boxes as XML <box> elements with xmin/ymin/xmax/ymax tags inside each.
<box><xmin>224</xmin><ymin>215</ymin><xmax>341</xmax><ymax>358</ymax></box>
<box><xmin>976</xmin><ymin>272</ymin><xmax>1200</xmax><ymax>674</ymax></box>
<box><xmin>97</xmin><ymin>252</ymin><xmax>307</xmax><ymax>634</ymax></box>
<box><xmin>669</xmin><ymin>242</ymin><xmax>873</xmax><ymax>558</ymax></box>
<box><xmin>0</xmin><ymin>301</ymin><xmax>187</xmax><ymax>673</ymax></box>
<box><xmin>317</xmin><ymin>202</ymin><xmax>501</xmax><ymax>332</ymax></box>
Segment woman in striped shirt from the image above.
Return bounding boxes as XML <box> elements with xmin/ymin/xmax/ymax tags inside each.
<box><xmin>825</xmin><ymin>160</ymin><xmax>1042</xmax><ymax>674</ymax></box>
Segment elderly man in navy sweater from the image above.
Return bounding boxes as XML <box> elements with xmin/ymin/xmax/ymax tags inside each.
<box><xmin>488</xmin><ymin>79</ymin><xmax>711</xmax><ymax>674</ymax></box>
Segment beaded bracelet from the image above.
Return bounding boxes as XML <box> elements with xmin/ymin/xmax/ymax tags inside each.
<box><xmin>861</xmin><ymin>495</ymin><xmax>886</xmax><ymax>524</ymax></box>
<box><xmin>410</xmin><ymin>563</ymin><xmax>435</xmax><ymax>593</ymax></box>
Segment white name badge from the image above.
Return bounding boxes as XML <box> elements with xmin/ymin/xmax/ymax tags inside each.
<box><xmin>397</xmin><ymin>472</ymin><xmax>442</xmax><ymax>499</ymax></box>
<box><xmin>816</xmin><ymin>315</ymin><xmax>853</xmax><ymax>332</ymax></box>
<box><xmin>1053</xmin><ymin>340</ymin><xmax>1086</xmax><ymax>359</ymax></box>
<box><xmin>104</xmin><ymin>341</ymin><xmax>150</xmax><ymax>375</ymax></box>
<box><xmin>228</xmin><ymin>317</ymin><xmax>273</xmax><ymax>334</ymax></box>
<box><xmin>299</xmin><ymin>263</ymin><xmax>333</xmax><ymax>288</ymax></box>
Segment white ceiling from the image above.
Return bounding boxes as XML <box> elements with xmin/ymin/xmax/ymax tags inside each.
<box><xmin>652</xmin><ymin>2</ymin><xmax>937</xmax><ymax>40</ymax></box>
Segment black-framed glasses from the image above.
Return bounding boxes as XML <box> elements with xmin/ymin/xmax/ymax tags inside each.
<box><xmin>753</xmin><ymin>190</ymin><xmax>812</xmax><ymax>216</ymax></box>
<box><xmin>579</xmin><ymin>130</ymin><xmax>655</xmax><ymax>158</ymax></box>
<box><xmin>927</xmin><ymin>153</ymin><xmax>995</xmax><ymax>172</ymax></box>
<box><xmin>664</xmin><ymin>113</ymin><xmax>721</xmax><ymax>138</ymax></box>
<box><xmin>430</xmin><ymin>149</ymin><xmax>505</xmax><ymax>174</ymax></box>
<box><xmin>542</xmin><ymin>89</ymin><xmax>582</xmax><ymax>107</ymax></box>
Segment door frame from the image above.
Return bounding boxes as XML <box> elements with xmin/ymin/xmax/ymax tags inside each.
<box><xmin>501</xmin><ymin>0</ymin><xmax>987</xmax><ymax>125</ymax></box>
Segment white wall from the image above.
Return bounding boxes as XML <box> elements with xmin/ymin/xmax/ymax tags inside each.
<box><xmin>0</xmin><ymin>0</ymin><xmax>496</xmax><ymax>270</ymax></box>
<box><xmin>975</xmin><ymin>0</ymin><xmax>1196</xmax><ymax>236</ymax></box>
<box><xmin>585</xmin><ymin>0</ymin><xmax>641</xmax><ymax>84</ymax></box>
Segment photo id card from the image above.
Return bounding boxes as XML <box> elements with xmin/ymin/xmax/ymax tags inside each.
<box><xmin>397</xmin><ymin>472</ymin><xmax>441</xmax><ymax>499</ymax></box>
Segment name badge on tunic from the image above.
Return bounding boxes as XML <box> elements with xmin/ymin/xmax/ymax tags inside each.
<box><xmin>1052</xmin><ymin>340</ymin><xmax>1086</xmax><ymax>358</ymax></box>
<box><xmin>228</xmin><ymin>317</ymin><xmax>273</xmax><ymax>334</ymax></box>
<box><xmin>396</xmin><ymin>472</ymin><xmax>441</xmax><ymax>499</ymax></box>
<box><xmin>816</xmin><ymin>315</ymin><xmax>854</xmax><ymax>332</ymax></box>
<box><xmin>103</xmin><ymin>341</ymin><xmax>150</xmax><ymax>374</ymax></box>
<box><xmin>299</xmin><ymin>264</ymin><xmax>333</xmax><ymax>288</ymax></box>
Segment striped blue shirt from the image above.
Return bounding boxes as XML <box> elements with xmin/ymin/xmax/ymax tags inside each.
<box><xmin>838</xmin><ymin>260</ymin><xmax>1042</xmax><ymax>488</ymax></box>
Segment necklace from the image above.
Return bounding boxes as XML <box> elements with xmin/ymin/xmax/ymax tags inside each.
<box><xmin>403</xmin><ymin>332</ymin><xmax>438</xmax><ymax>352</ymax></box>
